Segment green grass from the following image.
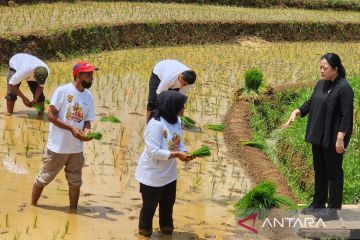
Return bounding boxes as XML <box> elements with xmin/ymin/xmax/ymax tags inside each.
<box><xmin>2</xmin><ymin>1</ymin><xmax>360</xmax><ymax>36</ymax></box>
<box><xmin>249</xmin><ymin>76</ymin><xmax>360</xmax><ymax>204</ymax></box>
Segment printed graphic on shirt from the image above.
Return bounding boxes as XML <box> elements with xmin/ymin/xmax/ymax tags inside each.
<box><xmin>67</xmin><ymin>94</ymin><xmax>74</xmax><ymax>103</ymax></box>
<box><xmin>163</xmin><ymin>130</ymin><xmax>168</xmax><ymax>138</ymax></box>
<box><xmin>168</xmin><ymin>133</ymin><xmax>181</xmax><ymax>151</ymax></box>
<box><xmin>66</xmin><ymin>103</ymin><xmax>83</xmax><ymax>122</ymax></box>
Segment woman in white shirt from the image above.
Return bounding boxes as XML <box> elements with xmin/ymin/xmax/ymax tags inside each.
<box><xmin>136</xmin><ymin>91</ymin><xmax>195</xmax><ymax>237</ymax></box>
<box><xmin>146</xmin><ymin>59</ymin><xmax>196</xmax><ymax>121</ymax></box>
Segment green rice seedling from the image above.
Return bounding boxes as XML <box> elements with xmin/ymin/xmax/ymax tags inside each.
<box><xmin>5</xmin><ymin>213</ymin><xmax>9</xmax><ymax>228</ymax></box>
<box><xmin>204</xmin><ymin>124</ymin><xmax>224</xmax><ymax>131</ymax></box>
<box><xmin>32</xmin><ymin>104</ymin><xmax>45</xmax><ymax>112</ymax></box>
<box><xmin>13</xmin><ymin>231</ymin><xmax>21</xmax><ymax>240</ymax></box>
<box><xmin>237</xmin><ymin>69</ymin><xmax>267</xmax><ymax>101</ymax></box>
<box><xmin>235</xmin><ymin>181</ymin><xmax>296</xmax><ymax>218</ymax></box>
<box><xmin>180</xmin><ymin>116</ymin><xmax>196</xmax><ymax>128</ymax></box>
<box><xmin>33</xmin><ymin>215</ymin><xmax>38</xmax><ymax>228</ymax></box>
<box><xmin>26</xmin><ymin>226</ymin><xmax>29</xmax><ymax>234</ymax></box>
<box><xmin>100</xmin><ymin>115</ymin><xmax>121</xmax><ymax>123</ymax></box>
<box><xmin>240</xmin><ymin>140</ymin><xmax>266</xmax><ymax>150</ymax></box>
<box><xmin>190</xmin><ymin>146</ymin><xmax>211</xmax><ymax>158</ymax></box>
<box><xmin>64</xmin><ymin>221</ymin><xmax>70</xmax><ymax>234</ymax></box>
<box><xmin>52</xmin><ymin>230</ymin><xmax>60</xmax><ymax>240</ymax></box>
<box><xmin>45</xmin><ymin>99</ymin><xmax>51</xmax><ymax>105</ymax></box>
<box><xmin>86</xmin><ymin>132</ymin><xmax>102</xmax><ymax>140</ymax></box>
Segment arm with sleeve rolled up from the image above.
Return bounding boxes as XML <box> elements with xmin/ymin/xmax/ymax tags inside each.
<box><xmin>145</xmin><ymin>123</ymin><xmax>191</xmax><ymax>161</ymax></box>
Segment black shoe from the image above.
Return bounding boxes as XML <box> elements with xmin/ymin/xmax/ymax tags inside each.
<box><xmin>138</xmin><ymin>229</ymin><xmax>152</xmax><ymax>237</ymax></box>
<box><xmin>160</xmin><ymin>226</ymin><xmax>174</xmax><ymax>235</ymax></box>
<box><xmin>314</xmin><ymin>208</ymin><xmax>339</xmax><ymax>221</ymax></box>
<box><xmin>300</xmin><ymin>204</ymin><xmax>325</xmax><ymax>215</ymax></box>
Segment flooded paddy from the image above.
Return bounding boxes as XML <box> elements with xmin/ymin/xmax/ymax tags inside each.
<box><xmin>0</xmin><ymin>42</ymin><xmax>359</xmax><ymax>239</ymax></box>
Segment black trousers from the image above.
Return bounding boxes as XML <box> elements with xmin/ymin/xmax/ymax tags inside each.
<box><xmin>312</xmin><ymin>144</ymin><xmax>344</xmax><ymax>209</ymax></box>
<box><xmin>147</xmin><ymin>72</ymin><xmax>180</xmax><ymax>111</ymax></box>
<box><xmin>139</xmin><ymin>180</ymin><xmax>176</xmax><ymax>232</ymax></box>
<box><xmin>5</xmin><ymin>68</ymin><xmax>45</xmax><ymax>102</ymax></box>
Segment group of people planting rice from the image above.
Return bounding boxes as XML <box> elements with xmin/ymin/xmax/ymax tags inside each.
<box><xmin>4</xmin><ymin>51</ymin><xmax>354</xmax><ymax>237</ymax></box>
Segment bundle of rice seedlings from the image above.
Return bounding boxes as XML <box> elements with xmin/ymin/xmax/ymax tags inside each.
<box><xmin>235</xmin><ymin>181</ymin><xmax>296</xmax><ymax>218</ymax></box>
<box><xmin>86</xmin><ymin>132</ymin><xmax>102</xmax><ymax>140</ymax></box>
<box><xmin>190</xmin><ymin>146</ymin><xmax>211</xmax><ymax>158</ymax></box>
<box><xmin>240</xmin><ymin>141</ymin><xmax>266</xmax><ymax>150</ymax></box>
<box><xmin>205</xmin><ymin>124</ymin><xmax>224</xmax><ymax>131</ymax></box>
<box><xmin>236</xmin><ymin>68</ymin><xmax>267</xmax><ymax>101</ymax></box>
<box><xmin>180</xmin><ymin>116</ymin><xmax>196</xmax><ymax>128</ymax></box>
<box><xmin>100</xmin><ymin>115</ymin><xmax>121</xmax><ymax>123</ymax></box>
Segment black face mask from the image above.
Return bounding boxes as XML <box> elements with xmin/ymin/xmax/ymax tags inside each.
<box><xmin>80</xmin><ymin>79</ymin><xmax>92</xmax><ymax>89</ymax></box>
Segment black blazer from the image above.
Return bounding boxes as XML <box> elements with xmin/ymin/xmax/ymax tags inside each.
<box><xmin>299</xmin><ymin>77</ymin><xmax>354</xmax><ymax>148</ymax></box>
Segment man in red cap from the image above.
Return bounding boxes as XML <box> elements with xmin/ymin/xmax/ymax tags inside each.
<box><xmin>31</xmin><ymin>61</ymin><xmax>97</xmax><ymax>210</ymax></box>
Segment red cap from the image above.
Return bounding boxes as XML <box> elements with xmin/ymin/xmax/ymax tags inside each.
<box><xmin>73</xmin><ymin>61</ymin><xmax>98</xmax><ymax>77</ymax></box>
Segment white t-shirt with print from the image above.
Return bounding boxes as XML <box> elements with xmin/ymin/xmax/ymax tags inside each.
<box><xmin>9</xmin><ymin>53</ymin><xmax>50</xmax><ymax>87</ymax></box>
<box><xmin>153</xmin><ymin>59</ymin><xmax>192</xmax><ymax>96</ymax></box>
<box><xmin>47</xmin><ymin>83</ymin><xmax>95</xmax><ymax>154</ymax></box>
<box><xmin>135</xmin><ymin>117</ymin><xmax>187</xmax><ymax>187</ymax></box>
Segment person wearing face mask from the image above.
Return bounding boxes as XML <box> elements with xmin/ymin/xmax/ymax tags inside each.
<box><xmin>146</xmin><ymin>59</ymin><xmax>196</xmax><ymax>121</ymax></box>
<box><xmin>136</xmin><ymin>91</ymin><xmax>196</xmax><ymax>237</ymax></box>
<box><xmin>31</xmin><ymin>61</ymin><xmax>97</xmax><ymax>210</ymax></box>
<box><xmin>283</xmin><ymin>53</ymin><xmax>354</xmax><ymax>221</ymax></box>
<box><xmin>5</xmin><ymin>53</ymin><xmax>50</xmax><ymax>116</ymax></box>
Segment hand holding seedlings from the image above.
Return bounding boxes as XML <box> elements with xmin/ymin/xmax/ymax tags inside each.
<box><xmin>70</xmin><ymin>127</ymin><xmax>88</xmax><ymax>141</ymax></box>
<box><xmin>174</xmin><ymin>152</ymin><xmax>195</xmax><ymax>162</ymax></box>
<box><xmin>282</xmin><ymin>109</ymin><xmax>301</xmax><ymax>128</ymax></box>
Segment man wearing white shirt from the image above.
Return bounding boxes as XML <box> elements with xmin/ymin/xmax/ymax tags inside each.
<box><xmin>146</xmin><ymin>59</ymin><xmax>196</xmax><ymax>121</ymax></box>
<box><xmin>31</xmin><ymin>61</ymin><xmax>96</xmax><ymax>210</ymax></box>
<box><xmin>5</xmin><ymin>53</ymin><xmax>50</xmax><ymax>116</ymax></box>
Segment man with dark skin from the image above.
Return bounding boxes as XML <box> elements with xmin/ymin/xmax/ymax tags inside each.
<box><xmin>31</xmin><ymin>61</ymin><xmax>97</xmax><ymax>210</ymax></box>
<box><xmin>6</xmin><ymin>53</ymin><xmax>50</xmax><ymax>117</ymax></box>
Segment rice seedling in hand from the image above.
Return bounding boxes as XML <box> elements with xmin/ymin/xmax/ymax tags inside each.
<box><xmin>100</xmin><ymin>115</ymin><xmax>121</xmax><ymax>123</ymax></box>
<box><xmin>235</xmin><ymin>181</ymin><xmax>296</xmax><ymax>218</ymax></box>
<box><xmin>180</xmin><ymin>116</ymin><xmax>196</xmax><ymax>128</ymax></box>
<box><xmin>190</xmin><ymin>146</ymin><xmax>211</xmax><ymax>158</ymax></box>
<box><xmin>205</xmin><ymin>124</ymin><xmax>224</xmax><ymax>131</ymax></box>
<box><xmin>32</xmin><ymin>104</ymin><xmax>45</xmax><ymax>112</ymax></box>
<box><xmin>85</xmin><ymin>132</ymin><xmax>103</xmax><ymax>140</ymax></box>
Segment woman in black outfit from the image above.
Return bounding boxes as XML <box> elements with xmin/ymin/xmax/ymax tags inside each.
<box><xmin>283</xmin><ymin>53</ymin><xmax>354</xmax><ymax>221</ymax></box>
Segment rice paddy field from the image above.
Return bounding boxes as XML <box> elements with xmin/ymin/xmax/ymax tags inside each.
<box><xmin>1</xmin><ymin>1</ymin><xmax>360</xmax><ymax>36</ymax></box>
<box><xmin>0</xmin><ymin>41</ymin><xmax>359</xmax><ymax>239</ymax></box>
<box><xmin>1</xmin><ymin>0</ymin><xmax>360</xmax><ymax>239</ymax></box>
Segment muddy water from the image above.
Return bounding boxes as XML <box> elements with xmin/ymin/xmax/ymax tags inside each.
<box><xmin>0</xmin><ymin>42</ymin><xmax>360</xmax><ymax>240</ymax></box>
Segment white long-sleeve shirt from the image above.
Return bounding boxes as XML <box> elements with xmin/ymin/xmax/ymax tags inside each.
<box><xmin>153</xmin><ymin>59</ymin><xmax>192</xmax><ymax>96</ymax></box>
<box><xmin>8</xmin><ymin>53</ymin><xmax>50</xmax><ymax>87</ymax></box>
<box><xmin>135</xmin><ymin>117</ymin><xmax>187</xmax><ymax>187</ymax></box>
